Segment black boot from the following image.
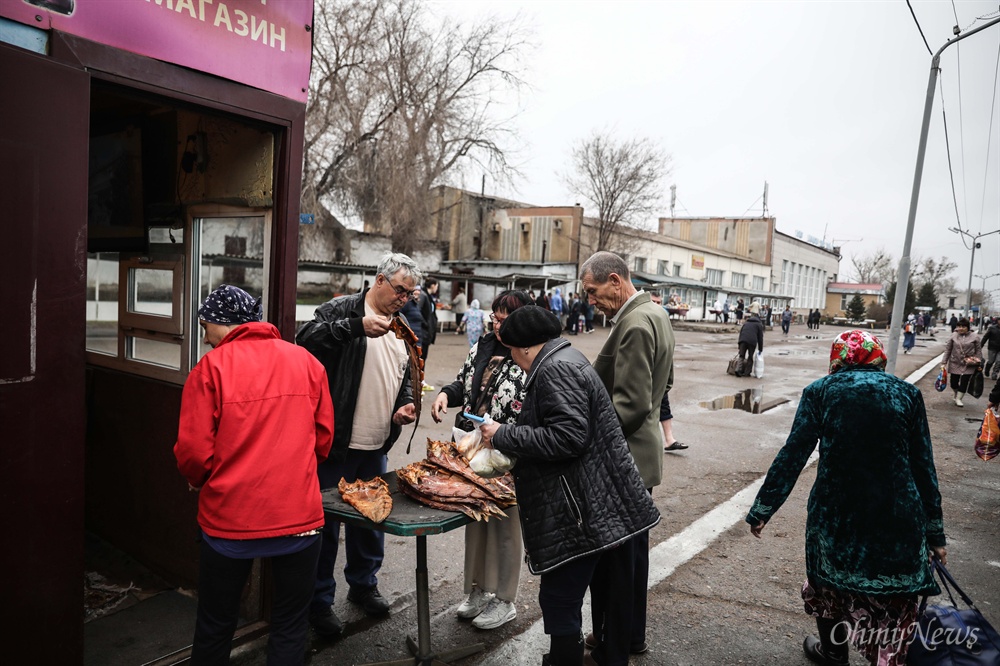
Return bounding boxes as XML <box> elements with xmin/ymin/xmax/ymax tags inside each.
<box><xmin>547</xmin><ymin>633</ymin><xmax>584</xmax><ymax>666</ymax></box>
<box><xmin>803</xmin><ymin>618</ymin><xmax>849</xmax><ymax>666</ymax></box>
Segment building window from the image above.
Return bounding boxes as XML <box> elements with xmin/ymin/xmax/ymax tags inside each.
<box><xmin>781</xmin><ymin>260</ymin><xmax>790</xmax><ymax>296</ymax></box>
<box><xmin>634</xmin><ymin>257</ymin><xmax>647</xmax><ymax>273</ymax></box>
<box><xmin>840</xmin><ymin>294</ymin><xmax>849</xmax><ymax>311</ymax></box>
<box><xmin>705</xmin><ymin>268</ymin><xmax>724</xmax><ymax>285</ymax></box>
<box><xmin>731</xmin><ymin>272</ymin><xmax>746</xmax><ymax>288</ymax></box>
<box><xmin>658</xmin><ymin>259</ymin><xmax>669</xmax><ymax>275</ymax></box>
<box><xmin>673</xmin><ymin>263</ymin><xmax>682</xmax><ymax>277</ymax></box>
<box><xmin>752</xmin><ymin>275</ymin><xmax>765</xmax><ymax>291</ymax></box>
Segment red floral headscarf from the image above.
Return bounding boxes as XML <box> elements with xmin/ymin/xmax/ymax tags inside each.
<box><xmin>828</xmin><ymin>329</ymin><xmax>887</xmax><ymax>374</ymax></box>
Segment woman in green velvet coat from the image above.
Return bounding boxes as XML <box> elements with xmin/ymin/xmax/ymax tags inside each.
<box><xmin>746</xmin><ymin>329</ymin><xmax>947</xmax><ymax>666</ymax></box>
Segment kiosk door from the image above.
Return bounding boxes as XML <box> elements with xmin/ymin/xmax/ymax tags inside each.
<box><xmin>0</xmin><ymin>43</ymin><xmax>90</xmax><ymax>662</ymax></box>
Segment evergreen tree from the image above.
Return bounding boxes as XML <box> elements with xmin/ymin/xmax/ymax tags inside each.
<box><xmin>916</xmin><ymin>281</ymin><xmax>938</xmax><ymax>310</ymax></box>
<box><xmin>846</xmin><ymin>294</ymin><xmax>867</xmax><ymax>322</ymax></box>
<box><xmin>885</xmin><ymin>281</ymin><xmax>916</xmax><ymax>316</ymax></box>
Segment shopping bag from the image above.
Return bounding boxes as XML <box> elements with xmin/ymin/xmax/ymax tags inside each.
<box><xmin>907</xmin><ymin>560</ymin><xmax>1000</xmax><ymax>664</ymax></box>
<box><xmin>752</xmin><ymin>351</ymin><xmax>765</xmax><ymax>378</ymax></box>
<box><xmin>976</xmin><ymin>408</ymin><xmax>1000</xmax><ymax>462</ymax></box>
<box><xmin>969</xmin><ymin>369</ymin><xmax>985</xmax><ymax>399</ymax></box>
<box><xmin>935</xmin><ymin>367</ymin><xmax>948</xmax><ymax>392</ymax></box>
<box><xmin>726</xmin><ymin>355</ymin><xmax>742</xmax><ymax>376</ymax></box>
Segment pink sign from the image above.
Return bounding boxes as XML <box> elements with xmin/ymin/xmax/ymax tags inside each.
<box><xmin>2</xmin><ymin>0</ymin><xmax>313</xmax><ymax>102</ymax></box>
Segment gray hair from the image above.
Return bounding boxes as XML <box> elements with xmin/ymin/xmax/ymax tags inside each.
<box><xmin>579</xmin><ymin>251</ymin><xmax>630</xmax><ymax>283</ymax></box>
<box><xmin>377</xmin><ymin>253</ymin><xmax>422</xmax><ymax>283</ymax></box>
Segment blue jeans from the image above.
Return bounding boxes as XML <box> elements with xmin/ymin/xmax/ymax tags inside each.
<box><xmin>312</xmin><ymin>449</ymin><xmax>387</xmax><ymax>613</ymax></box>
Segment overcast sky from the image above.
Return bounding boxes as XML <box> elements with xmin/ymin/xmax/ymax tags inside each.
<box><xmin>431</xmin><ymin>0</ymin><xmax>1000</xmax><ymax>296</ymax></box>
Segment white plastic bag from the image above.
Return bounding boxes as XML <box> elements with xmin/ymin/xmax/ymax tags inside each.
<box><xmin>752</xmin><ymin>351</ymin><xmax>765</xmax><ymax>378</ymax></box>
<box><xmin>452</xmin><ymin>417</ymin><xmax>515</xmax><ymax>478</ymax></box>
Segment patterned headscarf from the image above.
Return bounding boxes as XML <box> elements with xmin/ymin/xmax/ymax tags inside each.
<box><xmin>197</xmin><ymin>284</ymin><xmax>262</xmax><ymax>325</ymax></box>
<box><xmin>828</xmin><ymin>329</ymin><xmax>887</xmax><ymax>374</ymax></box>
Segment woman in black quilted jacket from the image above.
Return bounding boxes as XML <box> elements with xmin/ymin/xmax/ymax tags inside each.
<box><xmin>479</xmin><ymin>305</ymin><xmax>660</xmax><ymax>666</ymax></box>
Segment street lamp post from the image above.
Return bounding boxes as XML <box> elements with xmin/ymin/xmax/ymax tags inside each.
<box><xmin>885</xmin><ymin>13</ymin><xmax>1000</xmax><ymax>375</ymax></box>
<box><xmin>951</xmin><ymin>228</ymin><xmax>1000</xmax><ymax>321</ymax></box>
<box><xmin>973</xmin><ymin>272</ymin><xmax>1000</xmax><ymax>329</ymax></box>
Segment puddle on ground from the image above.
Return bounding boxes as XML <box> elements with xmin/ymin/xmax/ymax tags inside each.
<box><xmin>700</xmin><ymin>388</ymin><xmax>790</xmax><ymax>414</ymax></box>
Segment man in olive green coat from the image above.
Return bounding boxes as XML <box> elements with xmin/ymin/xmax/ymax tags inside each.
<box><xmin>580</xmin><ymin>251</ymin><xmax>675</xmax><ymax>665</ymax></box>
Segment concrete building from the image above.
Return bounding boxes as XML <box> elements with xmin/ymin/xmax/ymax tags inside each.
<box><xmin>771</xmin><ymin>230</ymin><xmax>842</xmax><ymax>319</ymax></box>
<box><xmin>825</xmin><ymin>282</ymin><xmax>885</xmax><ymax>319</ymax></box>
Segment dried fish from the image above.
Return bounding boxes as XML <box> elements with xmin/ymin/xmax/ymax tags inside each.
<box><xmin>338</xmin><ymin>476</ymin><xmax>393</xmax><ymax>523</ymax></box>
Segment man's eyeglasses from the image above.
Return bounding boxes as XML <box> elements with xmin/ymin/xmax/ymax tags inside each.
<box><xmin>381</xmin><ymin>274</ymin><xmax>417</xmax><ymax>299</ymax></box>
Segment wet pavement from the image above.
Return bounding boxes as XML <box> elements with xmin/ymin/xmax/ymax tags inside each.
<box><xmin>89</xmin><ymin>325</ymin><xmax>999</xmax><ymax>666</ymax></box>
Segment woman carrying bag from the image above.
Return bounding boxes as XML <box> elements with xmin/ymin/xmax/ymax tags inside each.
<box><xmin>943</xmin><ymin>318</ymin><xmax>982</xmax><ymax>407</ymax></box>
<box><xmin>746</xmin><ymin>330</ymin><xmax>947</xmax><ymax>666</ymax></box>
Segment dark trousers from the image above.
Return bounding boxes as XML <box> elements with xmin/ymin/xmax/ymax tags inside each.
<box><xmin>738</xmin><ymin>342</ymin><xmax>757</xmax><ymax>376</ymax></box>
<box><xmin>313</xmin><ymin>449</ymin><xmax>387</xmax><ymax>613</ymax></box>
<box><xmin>781</xmin><ymin>319</ymin><xmax>790</xmax><ymax>334</ymax></box>
<box><xmin>950</xmin><ymin>372</ymin><xmax>973</xmax><ymax>393</ymax></box>
<box><xmin>538</xmin><ymin>552</ymin><xmax>601</xmax><ymax>664</ymax></box>
<box><xmin>589</xmin><ymin>539</ymin><xmax>637</xmax><ymax>666</ymax></box>
<box><xmin>192</xmin><ymin>537</ymin><xmax>321</xmax><ymax>666</ymax></box>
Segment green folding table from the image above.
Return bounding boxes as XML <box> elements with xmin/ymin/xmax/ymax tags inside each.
<box><xmin>321</xmin><ymin>472</ymin><xmax>483</xmax><ymax>666</ymax></box>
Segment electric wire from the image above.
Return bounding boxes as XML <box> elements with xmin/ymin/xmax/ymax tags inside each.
<box><xmin>906</xmin><ymin>0</ymin><xmax>933</xmax><ymax>56</ymax></box>
<box><xmin>977</xmin><ymin>35</ymin><xmax>1000</xmax><ymax>234</ymax></box>
<box><xmin>938</xmin><ymin>75</ymin><xmax>973</xmax><ymax>250</ymax></box>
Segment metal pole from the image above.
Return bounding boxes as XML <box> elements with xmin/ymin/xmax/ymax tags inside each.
<box><xmin>885</xmin><ymin>15</ymin><xmax>1000</xmax><ymax>375</ymax></box>
<box><xmin>964</xmin><ymin>241</ymin><xmax>977</xmax><ymax>319</ymax></box>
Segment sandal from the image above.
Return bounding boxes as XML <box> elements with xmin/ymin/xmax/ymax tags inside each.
<box><xmin>664</xmin><ymin>442</ymin><xmax>689</xmax><ymax>451</ymax></box>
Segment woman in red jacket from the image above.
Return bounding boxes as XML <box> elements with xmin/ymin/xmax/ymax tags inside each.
<box><xmin>175</xmin><ymin>285</ymin><xmax>334</xmax><ymax>665</ymax></box>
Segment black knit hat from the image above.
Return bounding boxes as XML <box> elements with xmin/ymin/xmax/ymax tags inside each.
<box><xmin>498</xmin><ymin>305</ymin><xmax>562</xmax><ymax>347</ymax></box>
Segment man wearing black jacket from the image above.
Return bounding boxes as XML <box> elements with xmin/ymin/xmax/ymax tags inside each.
<box><xmin>296</xmin><ymin>253</ymin><xmax>420</xmax><ymax>637</ymax></box>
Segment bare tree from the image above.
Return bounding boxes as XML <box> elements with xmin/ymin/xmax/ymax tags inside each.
<box><xmin>849</xmin><ymin>249</ymin><xmax>896</xmax><ymax>285</ymax></box>
<box><xmin>303</xmin><ymin>0</ymin><xmax>530</xmax><ymax>255</ymax></box>
<box><xmin>563</xmin><ymin>131</ymin><xmax>672</xmax><ymax>252</ymax></box>
<box><xmin>912</xmin><ymin>255</ymin><xmax>958</xmax><ymax>295</ymax></box>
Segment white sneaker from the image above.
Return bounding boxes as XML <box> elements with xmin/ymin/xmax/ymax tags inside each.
<box><xmin>456</xmin><ymin>587</ymin><xmax>493</xmax><ymax>619</ymax></box>
<box><xmin>471</xmin><ymin>598</ymin><xmax>516</xmax><ymax>630</ymax></box>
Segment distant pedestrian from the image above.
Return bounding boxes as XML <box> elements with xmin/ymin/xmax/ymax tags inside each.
<box><xmin>736</xmin><ymin>304</ymin><xmax>764</xmax><ymax>376</ymax></box>
<box><xmin>981</xmin><ymin>317</ymin><xmax>1000</xmax><ymax>379</ymax></box>
<box><xmin>902</xmin><ymin>315</ymin><xmax>916</xmax><ymax>354</ymax></box>
<box><xmin>781</xmin><ymin>306</ymin><xmax>793</xmax><ymax>335</ymax></box>
<box><xmin>462</xmin><ymin>299</ymin><xmax>487</xmax><ymax>348</ymax></box>
<box><xmin>451</xmin><ymin>286</ymin><xmax>468</xmax><ymax>334</ymax></box>
<box><xmin>949</xmin><ymin>314</ymin><xmax>959</xmax><ymax>332</ymax></box>
<box><xmin>734</xmin><ymin>298</ymin><xmax>744</xmax><ymax>323</ymax></box>
<box><xmin>722</xmin><ymin>300</ymin><xmax>730</xmax><ymax>324</ymax></box>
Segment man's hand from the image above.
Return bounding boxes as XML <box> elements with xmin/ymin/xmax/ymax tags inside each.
<box><xmin>750</xmin><ymin>520</ymin><xmax>765</xmax><ymax>538</ymax></box>
<box><xmin>363</xmin><ymin>315</ymin><xmax>391</xmax><ymax>338</ymax></box>
<box><xmin>392</xmin><ymin>403</ymin><xmax>416</xmax><ymax>426</ymax></box>
<box><xmin>430</xmin><ymin>393</ymin><xmax>449</xmax><ymax>423</ymax></box>
<box><xmin>930</xmin><ymin>546</ymin><xmax>948</xmax><ymax>565</ymax></box>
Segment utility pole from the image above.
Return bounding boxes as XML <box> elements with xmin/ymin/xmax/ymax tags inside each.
<box><xmin>885</xmin><ymin>14</ymin><xmax>1000</xmax><ymax>375</ymax></box>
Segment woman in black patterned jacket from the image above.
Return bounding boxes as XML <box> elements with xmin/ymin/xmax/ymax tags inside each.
<box><xmin>479</xmin><ymin>306</ymin><xmax>659</xmax><ymax>666</ymax></box>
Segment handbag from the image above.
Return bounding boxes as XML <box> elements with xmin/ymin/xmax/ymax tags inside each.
<box><xmin>727</xmin><ymin>354</ymin><xmax>742</xmax><ymax>376</ymax></box>
<box><xmin>907</xmin><ymin>560</ymin><xmax>1000</xmax><ymax>665</ymax></box>
<box><xmin>969</xmin><ymin>369</ymin><xmax>985</xmax><ymax>400</ymax></box>
<box><xmin>752</xmin><ymin>351</ymin><xmax>765</xmax><ymax>378</ymax></box>
<box><xmin>935</xmin><ymin>367</ymin><xmax>949</xmax><ymax>392</ymax></box>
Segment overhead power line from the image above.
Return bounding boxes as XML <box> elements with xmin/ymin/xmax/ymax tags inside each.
<box><xmin>979</xmin><ymin>36</ymin><xmax>1000</xmax><ymax>234</ymax></box>
<box><xmin>937</xmin><ymin>75</ymin><xmax>971</xmax><ymax>249</ymax></box>
<box><xmin>906</xmin><ymin>0</ymin><xmax>933</xmax><ymax>56</ymax></box>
